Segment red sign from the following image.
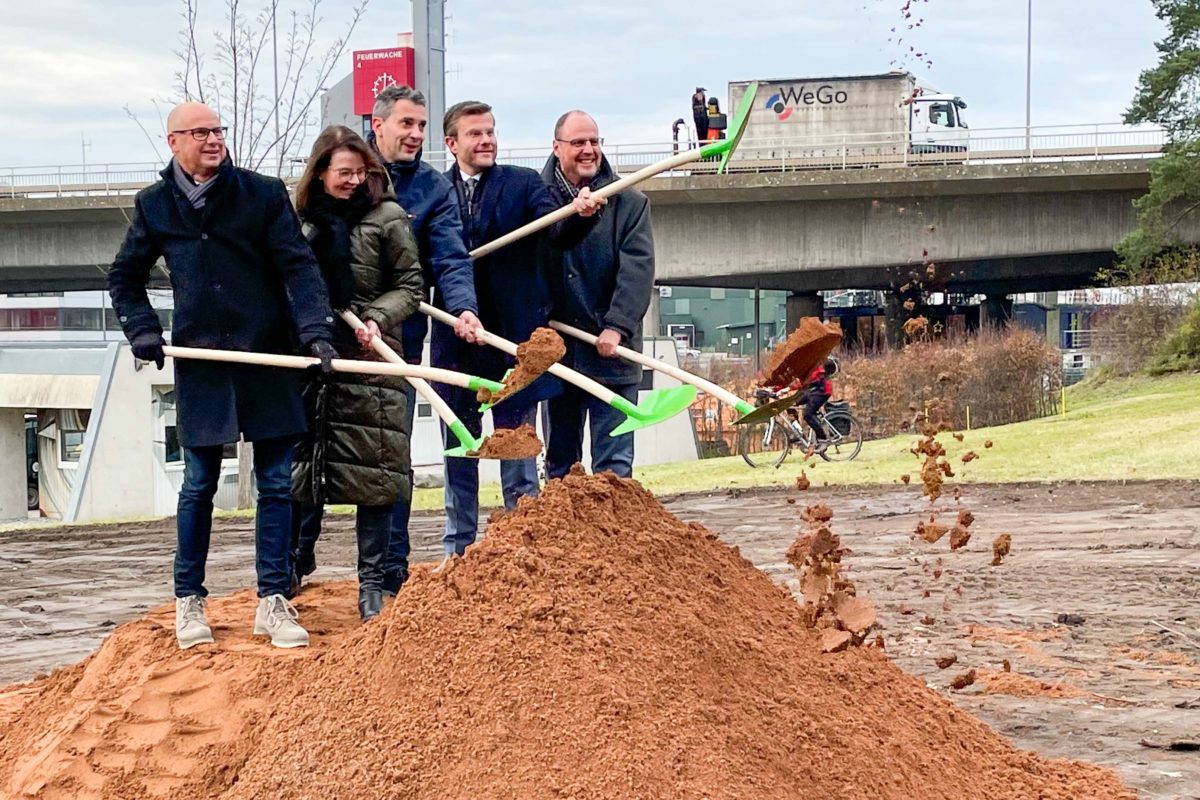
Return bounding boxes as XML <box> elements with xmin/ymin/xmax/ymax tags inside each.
<box><xmin>352</xmin><ymin>47</ymin><xmax>415</xmax><ymax>116</ymax></box>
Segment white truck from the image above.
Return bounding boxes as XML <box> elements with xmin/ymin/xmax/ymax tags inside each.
<box><xmin>727</xmin><ymin>71</ymin><xmax>968</xmax><ymax>167</ymax></box>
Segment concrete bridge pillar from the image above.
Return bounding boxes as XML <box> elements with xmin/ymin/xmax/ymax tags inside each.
<box><xmin>980</xmin><ymin>294</ymin><xmax>1014</xmax><ymax>329</ymax></box>
<box><xmin>784</xmin><ymin>291</ymin><xmax>824</xmax><ymax>334</ymax></box>
<box><xmin>0</xmin><ymin>409</ymin><xmax>26</xmax><ymax>520</ymax></box>
<box><xmin>883</xmin><ymin>293</ymin><xmax>906</xmax><ymax>347</ymax></box>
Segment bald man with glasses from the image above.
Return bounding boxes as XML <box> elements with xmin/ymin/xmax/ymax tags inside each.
<box><xmin>540</xmin><ymin>110</ymin><xmax>655</xmax><ymax>480</ymax></box>
<box><xmin>109</xmin><ymin>102</ymin><xmax>336</xmax><ymax>651</ymax></box>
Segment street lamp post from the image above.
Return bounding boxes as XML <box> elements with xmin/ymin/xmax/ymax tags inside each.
<box><xmin>1025</xmin><ymin>0</ymin><xmax>1033</xmax><ymax>157</ymax></box>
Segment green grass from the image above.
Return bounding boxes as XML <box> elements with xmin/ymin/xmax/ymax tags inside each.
<box><xmin>408</xmin><ymin>371</ymin><xmax>1200</xmax><ymax>508</ymax></box>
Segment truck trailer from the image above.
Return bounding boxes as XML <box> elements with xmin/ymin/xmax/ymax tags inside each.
<box><xmin>727</xmin><ymin>71</ymin><xmax>968</xmax><ymax>168</ymax></box>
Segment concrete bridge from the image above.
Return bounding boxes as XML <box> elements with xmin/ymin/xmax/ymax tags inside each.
<box><xmin>0</xmin><ymin>140</ymin><xmax>1185</xmax><ymax>299</ymax></box>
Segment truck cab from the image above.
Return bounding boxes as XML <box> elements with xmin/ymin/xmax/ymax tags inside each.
<box><xmin>909</xmin><ymin>93</ymin><xmax>969</xmax><ymax>153</ymax></box>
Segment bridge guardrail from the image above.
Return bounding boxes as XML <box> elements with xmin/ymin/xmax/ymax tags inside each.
<box><xmin>0</xmin><ymin>122</ymin><xmax>1168</xmax><ymax>199</ymax></box>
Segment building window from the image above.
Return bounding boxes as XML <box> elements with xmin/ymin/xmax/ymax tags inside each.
<box><xmin>416</xmin><ymin>402</ymin><xmax>433</xmax><ymax>419</ymax></box>
<box><xmin>674</xmin><ymin>298</ymin><xmax>691</xmax><ymax>315</ymax></box>
<box><xmin>60</xmin><ymin>431</ymin><xmax>85</xmax><ymax>463</ymax></box>
<box><xmin>710</xmin><ymin>288</ymin><xmax>726</xmax><ymax>300</ymax></box>
<box><xmin>56</xmin><ymin>409</ymin><xmax>91</xmax><ymax>466</ymax></box>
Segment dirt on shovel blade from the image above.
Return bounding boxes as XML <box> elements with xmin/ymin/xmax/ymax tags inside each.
<box><xmin>761</xmin><ymin>317</ymin><xmax>843</xmax><ymax>387</ymax></box>
<box><xmin>476</xmin><ymin>327</ymin><xmax>565</xmax><ymax>405</ymax></box>
<box><xmin>0</xmin><ymin>470</ymin><xmax>1134</xmax><ymax>800</ymax></box>
<box><xmin>467</xmin><ymin>424</ymin><xmax>543</xmax><ymax>459</ymax></box>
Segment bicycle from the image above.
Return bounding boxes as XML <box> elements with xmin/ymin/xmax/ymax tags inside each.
<box><xmin>738</xmin><ymin>387</ymin><xmax>864</xmax><ymax>468</ymax></box>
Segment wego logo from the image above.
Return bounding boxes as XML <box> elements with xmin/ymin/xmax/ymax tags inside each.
<box><xmin>765</xmin><ymin>85</ymin><xmax>850</xmax><ymax>120</ymax></box>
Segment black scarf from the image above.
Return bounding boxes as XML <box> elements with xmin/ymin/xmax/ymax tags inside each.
<box><xmin>303</xmin><ymin>184</ymin><xmax>374</xmax><ymax>311</ymax></box>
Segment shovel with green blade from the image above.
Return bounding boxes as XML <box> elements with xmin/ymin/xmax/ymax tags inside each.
<box><xmin>468</xmin><ymin>81</ymin><xmax>759</xmax><ymax>260</ymax></box>
<box><xmin>339</xmin><ymin>310</ymin><xmax>511</xmax><ymax>458</ymax></box>
<box><xmin>421</xmin><ymin>302</ymin><xmax>696</xmax><ymax>436</ymax></box>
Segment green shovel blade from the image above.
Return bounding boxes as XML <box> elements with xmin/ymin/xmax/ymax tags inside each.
<box><xmin>733</xmin><ymin>390</ymin><xmax>802</xmax><ymax>426</ymax></box>
<box><xmin>467</xmin><ymin>376</ymin><xmax>505</xmax><ymax>395</ymax></box>
<box><xmin>608</xmin><ymin>384</ymin><xmax>698</xmax><ymax>437</ymax></box>
<box><xmin>478</xmin><ymin>367</ymin><xmax>516</xmax><ymax>413</ymax></box>
<box><xmin>698</xmin><ymin>80</ymin><xmax>758</xmax><ymax>174</ymax></box>
<box><xmin>444</xmin><ymin>420</ymin><xmax>485</xmax><ymax>458</ymax></box>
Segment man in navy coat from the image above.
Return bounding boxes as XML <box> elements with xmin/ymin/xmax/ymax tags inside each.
<box><xmin>433</xmin><ymin>100</ymin><xmax>602</xmax><ymax>559</ymax></box>
<box><xmin>108</xmin><ymin>102</ymin><xmax>336</xmax><ymax>651</ymax></box>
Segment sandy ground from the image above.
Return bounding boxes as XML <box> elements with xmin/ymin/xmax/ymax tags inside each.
<box><xmin>2</xmin><ymin>480</ymin><xmax>1198</xmax><ymax>799</ymax></box>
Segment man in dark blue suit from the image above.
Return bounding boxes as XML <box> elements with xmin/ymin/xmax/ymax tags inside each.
<box><xmin>435</xmin><ymin>100</ymin><xmax>602</xmax><ymax>559</ymax></box>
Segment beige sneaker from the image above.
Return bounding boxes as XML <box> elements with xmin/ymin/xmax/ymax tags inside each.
<box><xmin>175</xmin><ymin>595</ymin><xmax>215</xmax><ymax>650</ymax></box>
<box><xmin>253</xmin><ymin>594</ymin><xmax>309</xmax><ymax>648</ymax></box>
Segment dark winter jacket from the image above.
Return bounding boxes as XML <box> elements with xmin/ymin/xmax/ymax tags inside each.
<box><xmin>432</xmin><ymin>163</ymin><xmax>568</xmax><ymax>405</ymax></box>
<box><xmin>368</xmin><ymin>136</ymin><xmax>478</xmax><ymax>362</ymax></box>
<box><xmin>108</xmin><ymin>158</ymin><xmax>334</xmax><ymax>447</ymax></box>
<box><xmin>540</xmin><ymin>154</ymin><xmax>655</xmax><ymax>385</ymax></box>
<box><xmin>292</xmin><ymin>197</ymin><xmax>423</xmax><ymax>507</ymax></box>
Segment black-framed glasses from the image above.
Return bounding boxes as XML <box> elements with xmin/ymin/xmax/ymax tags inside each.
<box><xmin>555</xmin><ymin>136</ymin><xmax>603</xmax><ymax>149</ymax></box>
<box><xmin>171</xmin><ymin>127</ymin><xmax>229</xmax><ymax>142</ymax></box>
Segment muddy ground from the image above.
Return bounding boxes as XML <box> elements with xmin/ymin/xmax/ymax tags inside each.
<box><xmin>2</xmin><ymin>480</ymin><xmax>1198</xmax><ymax>799</ymax></box>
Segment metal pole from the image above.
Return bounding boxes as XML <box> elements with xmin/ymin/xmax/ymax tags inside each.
<box><xmin>414</xmin><ymin>0</ymin><xmax>447</xmax><ymax>169</ymax></box>
<box><xmin>1025</xmin><ymin>0</ymin><xmax>1032</xmax><ymax>157</ymax></box>
<box><xmin>753</xmin><ymin>284</ymin><xmax>761</xmax><ymax>373</ymax></box>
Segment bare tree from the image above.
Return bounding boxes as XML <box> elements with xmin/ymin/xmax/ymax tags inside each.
<box><xmin>173</xmin><ymin>0</ymin><xmax>368</xmax><ymax>175</ymax></box>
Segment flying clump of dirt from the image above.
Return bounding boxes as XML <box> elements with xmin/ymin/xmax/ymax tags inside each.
<box><xmin>476</xmin><ymin>327</ymin><xmax>565</xmax><ymax>405</ymax></box>
<box><xmin>902</xmin><ymin>316</ymin><xmax>929</xmax><ymax>338</ymax></box>
<box><xmin>467</xmin><ymin>425</ymin><xmax>543</xmax><ymax>459</ymax></box>
<box><xmin>950</xmin><ymin>669</ymin><xmax>978</xmax><ymax>691</ymax></box>
<box><xmin>787</xmin><ymin>505</ymin><xmax>877</xmax><ymax>653</ymax></box>
<box><xmin>992</xmin><ymin>533</ymin><xmax>1013</xmax><ymax>566</ymax></box>
<box><xmin>761</xmin><ymin>317</ymin><xmax>843</xmax><ymax>386</ymax></box>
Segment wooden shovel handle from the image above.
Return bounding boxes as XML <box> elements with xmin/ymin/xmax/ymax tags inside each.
<box><xmin>419</xmin><ymin>302</ymin><xmax>618</xmax><ymax>404</ymax></box>
<box><xmin>547</xmin><ymin>320</ymin><xmax>745</xmax><ymax>409</ymax></box>
<box><xmin>337</xmin><ymin>310</ymin><xmax>462</xmax><ymax>432</ymax></box>
<box><xmin>468</xmin><ymin>148</ymin><xmax>703</xmax><ymax>260</ymax></box>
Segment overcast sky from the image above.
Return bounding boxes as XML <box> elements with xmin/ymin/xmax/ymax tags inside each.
<box><xmin>0</xmin><ymin>0</ymin><xmax>1166</xmax><ymax>168</ymax></box>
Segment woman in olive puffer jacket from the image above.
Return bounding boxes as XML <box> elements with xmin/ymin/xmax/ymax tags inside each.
<box><xmin>290</xmin><ymin>125</ymin><xmax>423</xmax><ymax>621</ymax></box>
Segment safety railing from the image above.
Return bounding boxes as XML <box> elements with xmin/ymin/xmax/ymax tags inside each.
<box><xmin>0</xmin><ymin>122</ymin><xmax>1168</xmax><ymax>199</ymax></box>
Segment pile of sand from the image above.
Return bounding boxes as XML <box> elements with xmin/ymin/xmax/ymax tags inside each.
<box><xmin>0</xmin><ymin>470</ymin><xmax>1132</xmax><ymax>799</ymax></box>
<box><xmin>468</xmin><ymin>423</ymin><xmax>543</xmax><ymax>459</ymax></box>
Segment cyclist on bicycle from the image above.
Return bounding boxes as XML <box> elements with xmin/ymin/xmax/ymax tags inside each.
<box><xmin>797</xmin><ymin>358</ymin><xmax>835</xmax><ymax>453</ymax></box>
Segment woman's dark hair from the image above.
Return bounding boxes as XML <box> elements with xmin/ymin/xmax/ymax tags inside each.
<box><xmin>295</xmin><ymin>125</ymin><xmax>389</xmax><ymax>215</ymax></box>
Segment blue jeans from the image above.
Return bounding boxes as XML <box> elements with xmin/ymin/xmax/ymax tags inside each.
<box><xmin>175</xmin><ymin>435</ymin><xmax>294</xmax><ymax>598</ymax></box>
<box><xmin>545</xmin><ymin>382</ymin><xmax>638</xmax><ymax>480</ymax></box>
<box><xmin>442</xmin><ymin>394</ymin><xmax>540</xmax><ymax>556</ymax></box>
<box><xmin>385</xmin><ymin>380</ymin><xmax>418</xmax><ymax>590</ymax></box>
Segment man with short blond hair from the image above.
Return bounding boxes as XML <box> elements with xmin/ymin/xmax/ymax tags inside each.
<box><xmin>108</xmin><ymin>101</ymin><xmax>336</xmax><ymax>650</ymax></box>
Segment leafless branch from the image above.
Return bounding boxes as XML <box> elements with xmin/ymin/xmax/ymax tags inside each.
<box><xmin>123</xmin><ymin>104</ymin><xmax>167</xmax><ymax>163</ymax></box>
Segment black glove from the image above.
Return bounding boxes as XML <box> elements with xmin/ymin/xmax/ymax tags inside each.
<box><xmin>131</xmin><ymin>332</ymin><xmax>165</xmax><ymax>370</ymax></box>
<box><xmin>309</xmin><ymin>340</ymin><xmax>338</xmax><ymax>375</ymax></box>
